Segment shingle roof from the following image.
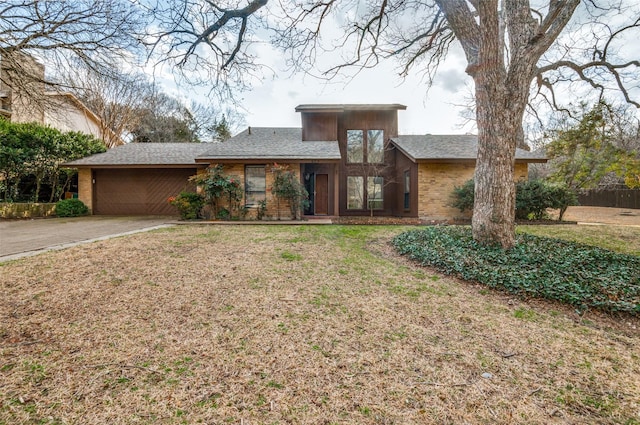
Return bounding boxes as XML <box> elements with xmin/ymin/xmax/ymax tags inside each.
<box><xmin>64</xmin><ymin>130</ymin><xmax>546</xmax><ymax>167</ymax></box>
<box><xmin>197</xmin><ymin>127</ymin><xmax>341</xmax><ymax>160</ymax></box>
<box><xmin>63</xmin><ymin>143</ymin><xmax>213</xmax><ymax>167</ymax></box>
<box><xmin>391</xmin><ymin>135</ymin><xmax>547</xmax><ymax>162</ymax></box>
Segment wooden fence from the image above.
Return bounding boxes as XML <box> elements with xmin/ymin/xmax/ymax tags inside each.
<box><xmin>578</xmin><ymin>189</ymin><xmax>640</xmax><ymax>209</ymax></box>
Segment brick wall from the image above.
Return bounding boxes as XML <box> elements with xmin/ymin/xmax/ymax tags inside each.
<box><xmin>77</xmin><ymin>168</ymin><xmax>93</xmax><ymax>213</ymax></box>
<box><xmin>204</xmin><ymin>163</ymin><xmax>300</xmax><ymax>220</ymax></box>
<box><xmin>417</xmin><ymin>162</ymin><xmax>529</xmax><ymax>221</ymax></box>
<box><xmin>514</xmin><ymin>163</ymin><xmax>528</xmax><ymax>180</ymax></box>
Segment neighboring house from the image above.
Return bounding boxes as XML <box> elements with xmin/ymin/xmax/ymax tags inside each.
<box><xmin>64</xmin><ymin>104</ymin><xmax>546</xmax><ymax>219</ymax></box>
<box><xmin>0</xmin><ymin>51</ymin><xmax>46</xmax><ymax>123</ymax></box>
<box><xmin>43</xmin><ymin>91</ymin><xmax>122</xmax><ymax>145</ymax></box>
<box><xmin>0</xmin><ymin>52</ymin><xmax>122</xmax><ymax>146</ymax></box>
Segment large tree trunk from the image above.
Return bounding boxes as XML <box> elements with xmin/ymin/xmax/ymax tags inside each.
<box><xmin>436</xmin><ymin>0</ymin><xmax>579</xmax><ymax>248</ymax></box>
<box><xmin>472</xmin><ymin>91</ymin><xmax>519</xmax><ymax>248</ymax></box>
<box><xmin>470</xmin><ymin>0</ymin><xmax>521</xmax><ymax>249</ymax></box>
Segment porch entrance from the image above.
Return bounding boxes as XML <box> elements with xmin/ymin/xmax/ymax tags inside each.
<box><xmin>304</xmin><ymin>172</ymin><xmax>329</xmax><ymax>215</ymax></box>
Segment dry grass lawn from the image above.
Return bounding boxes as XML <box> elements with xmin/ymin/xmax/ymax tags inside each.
<box><xmin>1</xmin><ymin>225</ymin><xmax>639</xmax><ymax>424</ymax></box>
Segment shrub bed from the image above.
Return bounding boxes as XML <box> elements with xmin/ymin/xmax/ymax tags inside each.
<box><xmin>392</xmin><ymin>226</ymin><xmax>640</xmax><ymax>314</ymax></box>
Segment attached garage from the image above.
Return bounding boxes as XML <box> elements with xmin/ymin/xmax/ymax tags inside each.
<box><xmin>93</xmin><ymin>168</ymin><xmax>197</xmax><ymax>215</ymax></box>
<box><xmin>64</xmin><ymin>143</ymin><xmax>211</xmax><ymax>216</ymax></box>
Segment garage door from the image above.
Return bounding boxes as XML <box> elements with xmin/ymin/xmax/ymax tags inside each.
<box><xmin>94</xmin><ymin>168</ymin><xmax>197</xmax><ymax>215</ymax></box>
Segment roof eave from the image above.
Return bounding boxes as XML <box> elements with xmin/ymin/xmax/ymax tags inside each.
<box><xmin>413</xmin><ymin>157</ymin><xmax>547</xmax><ymax>163</ymax></box>
<box><xmin>62</xmin><ymin>163</ymin><xmax>209</xmax><ymax>168</ymax></box>
<box><xmin>295</xmin><ymin>104</ymin><xmax>407</xmax><ymax>113</ymax></box>
<box><xmin>196</xmin><ymin>157</ymin><xmax>341</xmax><ymax>162</ymax></box>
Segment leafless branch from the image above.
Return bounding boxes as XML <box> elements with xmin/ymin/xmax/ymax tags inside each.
<box><xmin>537</xmin><ymin>60</ymin><xmax>640</xmax><ymax>108</ymax></box>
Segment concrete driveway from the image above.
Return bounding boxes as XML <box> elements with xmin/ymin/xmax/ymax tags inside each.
<box><xmin>0</xmin><ymin>216</ymin><xmax>173</xmax><ymax>262</ymax></box>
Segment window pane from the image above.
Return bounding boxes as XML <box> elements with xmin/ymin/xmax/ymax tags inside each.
<box><xmin>367</xmin><ymin>176</ymin><xmax>383</xmax><ymax>210</ymax></box>
<box><xmin>346</xmin><ymin>130</ymin><xmax>363</xmax><ymax>163</ymax></box>
<box><xmin>367</xmin><ymin>130</ymin><xmax>384</xmax><ymax>163</ymax></box>
<box><xmin>403</xmin><ymin>171</ymin><xmax>410</xmax><ymax>209</ymax></box>
<box><xmin>347</xmin><ymin>176</ymin><xmax>363</xmax><ymax>209</ymax></box>
<box><xmin>245</xmin><ymin>165</ymin><xmax>266</xmax><ymax>207</ymax></box>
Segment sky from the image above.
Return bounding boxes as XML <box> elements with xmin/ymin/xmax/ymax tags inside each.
<box><xmin>152</xmin><ymin>0</ymin><xmax>640</xmax><ymax>139</ymax></box>
<box><xmin>233</xmin><ymin>52</ymin><xmax>474</xmax><ymax>136</ymax></box>
<box><xmin>159</xmin><ymin>43</ymin><xmax>474</xmax><ymax>137</ymax></box>
<box><xmin>148</xmin><ymin>1</ymin><xmax>477</xmax><ymax>138</ymax></box>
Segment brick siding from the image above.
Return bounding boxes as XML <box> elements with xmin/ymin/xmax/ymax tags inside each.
<box><xmin>77</xmin><ymin>168</ymin><xmax>93</xmax><ymax>213</ymax></box>
<box><xmin>417</xmin><ymin>162</ymin><xmax>529</xmax><ymax>221</ymax></box>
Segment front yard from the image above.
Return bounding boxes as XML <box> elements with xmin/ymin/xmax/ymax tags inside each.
<box><xmin>1</xmin><ymin>225</ymin><xmax>639</xmax><ymax>424</ymax></box>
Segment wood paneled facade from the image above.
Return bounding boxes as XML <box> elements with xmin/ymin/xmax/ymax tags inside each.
<box><xmin>297</xmin><ymin>105</ymin><xmax>406</xmax><ymax>217</ymax></box>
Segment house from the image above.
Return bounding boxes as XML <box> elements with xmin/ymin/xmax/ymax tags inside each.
<box><xmin>0</xmin><ymin>52</ymin><xmax>123</xmax><ymax>146</ymax></box>
<box><xmin>64</xmin><ymin>104</ymin><xmax>546</xmax><ymax>219</ymax></box>
<box><xmin>42</xmin><ymin>91</ymin><xmax>123</xmax><ymax>147</ymax></box>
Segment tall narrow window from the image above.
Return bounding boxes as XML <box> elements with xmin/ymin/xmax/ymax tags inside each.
<box><xmin>347</xmin><ymin>176</ymin><xmax>364</xmax><ymax>209</ymax></box>
<box><xmin>403</xmin><ymin>171</ymin><xmax>410</xmax><ymax>210</ymax></box>
<box><xmin>245</xmin><ymin>165</ymin><xmax>266</xmax><ymax>207</ymax></box>
<box><xmin>346</xmin><ymin>130</ymin><xmax>363</xmax><ymax>163</ymax></box>
<box><xmin>367</xmin><ymin>176</ymin><xmax>384</xmax><ymax>210</ymax></box>
<box><xmin>367</xmin><ymin>130</ymin><xmax>384</xmax><ymax>163</ymax></box>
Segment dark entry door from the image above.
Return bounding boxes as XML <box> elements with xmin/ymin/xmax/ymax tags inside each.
<box><xmin>315</xmin><ymin>174</ymin><xmax>329</xmax><ymax>215</ymax></box>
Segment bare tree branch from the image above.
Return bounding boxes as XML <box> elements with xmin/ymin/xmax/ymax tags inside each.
<box><xmin>537</xmin><ymin>60</ymin><xmax>640</xmax><ymax>108</ymax></box>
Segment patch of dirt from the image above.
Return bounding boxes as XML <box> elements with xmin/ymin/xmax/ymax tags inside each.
<box><xmin>1</xmin><ymin>225</ymin><xmax>639</xmax><ymax>424</ymax></box>
<box><xmin>553</xmin><ymin>206</ymin><xmax>640</xmax><ymax>226</ymax></box>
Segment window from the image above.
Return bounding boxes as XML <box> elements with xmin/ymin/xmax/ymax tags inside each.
<box><xmin>347</xmin><ymin>129</ymin><xmax>384</xmax><ymax>163</ymax></box>
<box><xmin>367</xmin><ymin>130</ymin><xmax>384</xmax><ymax>163</ymax></box>
<box><xmin>346</xmin><ymin>130</ymin><xmax>363</xmax><ymax>163</ymax></box>
<box><xmin>367</xmin><ymin>176</ymin><xmax>384</xmax><ymax>210</ymax></box>
<box><xmin>245</xmin><ymin>165</ymin><xmax>266</xmax><ymax>207</ymax></box>
<box><xmin>403</xmin><ymin>171</ymin><xmax>410</xmax><ymax>210</ymax></box>
<box><xmin>347</xmin><ymin>176</ymin><xmax>364</xmax><ymax>209</ymax></box>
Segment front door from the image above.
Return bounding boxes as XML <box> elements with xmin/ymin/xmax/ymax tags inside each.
<box><xmin>315</xmin><ymin>174</ymin><xmax>329</xmax><ymax>215</ymax></box>
<box><xmin>304</xmin><ymin>173</ymin><xmax>315</xmax><ymax>215</ymax></box>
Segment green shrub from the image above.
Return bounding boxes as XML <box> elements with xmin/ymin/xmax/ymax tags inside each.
<box><xmin>546</xmin><ymin>184</ymin><xmax>579</xmax><ymax>221</ymax></box>
<box><xmin>216</xmin><ymin>207</ymin><xmax>230</xmax><ymax>220</ymax></box>
<box><xmin>168</xmin><ymin>191</ymin><xmax>204</xmax><ymax>220</ymax></box>
<box><xmin>450</xmin><ymin>179</ymin><xmax>475</xmax><ymax>212</ymax></box>
<box><xmin>190</xmin><ymin>165</ymin><xmax>244</xmax><ymax>219</ymax></box>
<box><xmin>55</xmin><ymin>199</ymin><xmax>89</xmax><ymax>217</ymax></box>
<box><xmin>392</xmin><ymin>226</ymin><xmax>640</xmax><ymax>314</ymax></box>
<box><xmin>256</xmin><ymin>199</ymin><xmax>267</xmax><ymax>220</ymax></box>
<box><xmin>451</xmin><ymin>179</ymin><xmax>579</xmax><ymax>221</ymax></box>
<box><xmin>271</xmin><ymin>163</ymin><xmax>309</xmax><ymax>220</ymax></box>
<box><xmin>515</xmin><ymin>179</ymin><xmax>550</xmax><ymax>220</ymax></box>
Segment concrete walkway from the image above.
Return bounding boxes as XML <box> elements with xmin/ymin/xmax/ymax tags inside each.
<box><xmin>0</xmin><ymin>216</ymin><xmax>172</xmax><ymax>262</ymax></box>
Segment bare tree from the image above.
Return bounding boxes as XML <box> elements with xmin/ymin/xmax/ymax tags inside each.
<box><xmin>150</xmin><ymin>0</ymin><xmax>639</xmax><ymax>248</ymax></box>
<box><xmin>188</xmin><ymin>104</ymin><xmax>242</xmax><ymax>142</ymax></box>
<box><xmin>57</xmin><ymin>65</ymin><xmax>155</xmax><ymax>148</ymax></box>
<box><xmin>0</xmin><ymin>0</ymin><xmax>144</xmax><ymax>114</ymax></box>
